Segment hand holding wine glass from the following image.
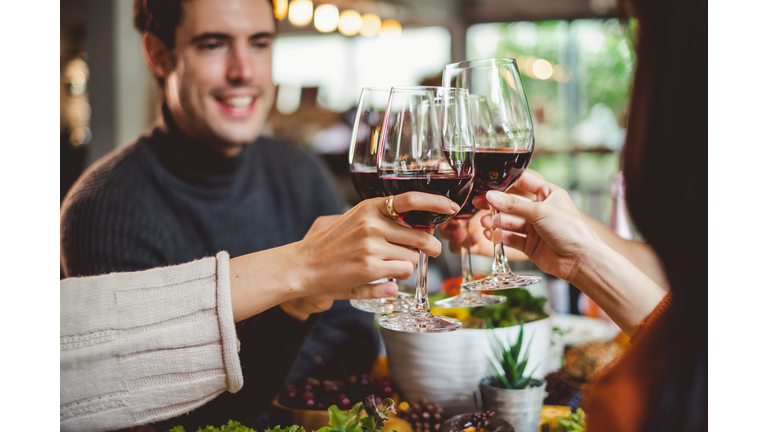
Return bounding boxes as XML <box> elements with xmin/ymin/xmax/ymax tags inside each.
<box><xmin>295</xmin><ymin>192</ymin><xmax>457</xmax><ymax>297</ymax></box>
<box><xmin>443</xmin><ymin>58</ymin><xmax>541</xmax><ymax>290</ymax></box>
<box><xmin>471</xmin><ymin>172</ymin><xmax>605</xmax><ymax>282</ymax></box>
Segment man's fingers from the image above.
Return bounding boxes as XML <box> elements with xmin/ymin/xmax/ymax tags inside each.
<box><xmin>438</xmin><ymin>219</ymin><xmax>468</xmax><ymax>244</ymax></box>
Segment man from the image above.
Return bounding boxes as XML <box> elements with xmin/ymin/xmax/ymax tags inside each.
<box><xmin>60</xmin><ymin>0</ymin><xmax>407</xmax><ymax>429</ymax></box>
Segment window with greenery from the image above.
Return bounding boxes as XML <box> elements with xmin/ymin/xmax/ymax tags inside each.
<box><xmin>467</xmin><ymin>19</ymin><xmax>635</xmax><ymax>223</ymax></box>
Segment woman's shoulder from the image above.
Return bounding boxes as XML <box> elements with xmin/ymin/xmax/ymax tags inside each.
<box><xmin>583</xmin><ymin>314</ymin><xmax>670</xmax><ymax>432</ymax></box>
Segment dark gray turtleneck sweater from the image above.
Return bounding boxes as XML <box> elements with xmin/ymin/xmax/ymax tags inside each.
<box><xmin>60</xmin><ymin>107</ymin><xmax>378</xmax><ymax>430</ymax></box>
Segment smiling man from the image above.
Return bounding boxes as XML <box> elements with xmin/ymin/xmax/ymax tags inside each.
<box><xmin>60</xmin><ymin>0</ymin><xmax>378</xmax><ymax>430</ymax></box>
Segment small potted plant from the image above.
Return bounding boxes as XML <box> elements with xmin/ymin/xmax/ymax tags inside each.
<box><xmin>479</xmin><ymin>322</ymin><xmax>547</xmax><ymax>432</ymax></box>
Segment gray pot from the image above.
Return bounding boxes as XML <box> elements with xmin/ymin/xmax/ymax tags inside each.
<box><xmin>479</xmin><ymin>377</ymin><xmax>547</xmax><ymax>432</ymax></box>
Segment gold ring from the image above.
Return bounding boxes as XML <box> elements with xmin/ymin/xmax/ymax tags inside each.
<box><xmin>386</xmin><ymin>196</ymin><xmax>401</xmax><ymax>219</ymax></box>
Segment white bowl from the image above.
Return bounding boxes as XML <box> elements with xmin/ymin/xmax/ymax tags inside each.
<box><xmin>381</xmin><ymin>317</ymin><xmax>552</xmax><ymax>416</ymax></box>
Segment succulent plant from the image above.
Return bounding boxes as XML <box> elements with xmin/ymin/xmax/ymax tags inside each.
<box><xmin>485</xmin><ymin>321</ymin><xmax>537</xmax><ymax>390</ymax></box>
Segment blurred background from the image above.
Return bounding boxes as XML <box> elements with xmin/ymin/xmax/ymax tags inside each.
<box><xmin>60</xmin><ymin>0</ymin><xmax>635</xmax><ymax>315</ymax></box>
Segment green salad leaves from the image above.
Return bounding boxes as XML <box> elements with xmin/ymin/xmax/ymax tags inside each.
<box><xmin>167</xmin><ymin>420</ymin><xmax>271</xmax><ymax>432</ymax></box>
<box><xmin>166</xmin><ymin>396</ymin><xmax>396</xmax><ymax>432</ymax></box>
<box><xmin>318</xmin><ymin>395</ymin><xmax>395</xmax><ymax>432</ymax></box>
<box><xmin>555</xmin><ymin>408</ymin><xmax>586</xmax><ymax>432</ymax></box>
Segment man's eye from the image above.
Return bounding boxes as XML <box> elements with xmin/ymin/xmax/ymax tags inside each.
<box><xmin>199</xmin><ymin>41</ymin><xmax>223</xmax><ymax>50</ymax></box>
<box><xmin>252</xmin><ymin>39</ymin><xmax>272</xmax><ymax>49</ymax></box>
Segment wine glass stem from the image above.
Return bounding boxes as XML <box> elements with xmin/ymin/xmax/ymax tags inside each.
<box><xmin>491</xmin><ymin>205</ymin><xmax>512</xmax><ymax>274</ymax></box>
<box><xmin>413</xmin><ymin>250</ymin><xmax>431</xmax><ymax>313</ymax></box>
<box><xmin>460</xmin><ymin>219</ymin><xmax>474</xmax><ymax>293</ymax></box>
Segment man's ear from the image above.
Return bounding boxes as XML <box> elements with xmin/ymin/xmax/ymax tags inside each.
<box><xmin>143</xmin><ymin>33</ymin><xmax>173</xmax><ymax>79</ymax></box>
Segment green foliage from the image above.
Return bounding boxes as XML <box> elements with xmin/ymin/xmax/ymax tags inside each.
<box><xmin>485</xmin><ymin>321</ymin><xmax>537</xmax><ymax>390</ymax></box>
<box><xmin>264</xmin><ymin>426</ymin><xmax>307</xmax><ymax>432</ymax></box>
<box><xmin>555</xmin><ymin>408</ymin><xmax>587</xmax><ymax>431</ymax></box>
<box><xmin>469</xmin><ymin>288</ymin><xmax>547</xmax><ymax>328</ymax></box>
<box><xmin>166</xmin><ymin>420</ymin><xmax>266</xmax><ymax>432</ymax></box>
<box><xmin>165</xmin><ymin>397</ymin><xmax>396</xmax><ymax>432</ymax></box>
<box><xmin>316</xmin><ymin>396</ymin><xmax>396</xmax><ymax>432</ymax></box>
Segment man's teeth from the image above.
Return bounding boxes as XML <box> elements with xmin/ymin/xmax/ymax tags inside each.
<box><xmin>222</xmin><ymin>96</ymin><xmax>253</xmax><ymax>108</ymax></box>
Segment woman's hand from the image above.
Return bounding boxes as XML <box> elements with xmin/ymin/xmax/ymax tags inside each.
<box><xmin>281</xmin><ymin>192</ymin><xmax>457</xmax><ymax>318</ymax></box>
<box><xmin>473</xmin><ymin>172</ymin><xmax>605</xmax><ymax>283</ymax></box>
<box><xmin>233</xmin><ymin>192</ymin><xmax>457</xmax><ymax>321</ymax></box>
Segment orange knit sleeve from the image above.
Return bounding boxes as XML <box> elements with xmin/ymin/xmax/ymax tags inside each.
<box><xmin>635</xmin><ymin>292</ymin><xmax>672</xmax><ymax>332</ymax></box>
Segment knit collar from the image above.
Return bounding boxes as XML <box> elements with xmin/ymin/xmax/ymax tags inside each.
<box><xmin>150</xmin><ymin>104</ymin><xmax>254</xmax><ymax>189</ymax></box>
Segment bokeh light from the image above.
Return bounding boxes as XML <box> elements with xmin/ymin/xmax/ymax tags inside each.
<box><xmin>378</xmin><ymin>20</ymin><xmax>402</xmax><ymax>40</ymax></box>
<box><xmin>338</xmin><ymin>10</ymin><xmax>362</xmax><ymax>36</ymax></box>
<box><xmin>314</xmin><ymin>4</ymin><xmax>339</xmax><ymax>33</ymax></box>
<box><xmin>553</xmin><ymin>64</ymin><xmax>571</xmax><ymax>82</ymax></box>
<box><xmin>274</xmin><ymin>0</ymin><xmax>288</xmax><ymax>20</ymax></box>
<box><xmin>288</xmin><ymin>0</ymin><xmax>313</xmax><ymax>27</ymax></box>
<box><xmin>532</xmin><ymin>59</ymin><xmax>553</xmax><ymax>80</ymax></box>
<box><xmin>360</xmin><ymin>13</ymin><xmax>381</xmax><ymax>37</ymax></box>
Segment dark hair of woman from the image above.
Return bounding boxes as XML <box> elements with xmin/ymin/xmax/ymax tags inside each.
<box><xmin>619</xmin><ymin>0</ymin><xmax>707</xmax><ymax>429</ymax></box>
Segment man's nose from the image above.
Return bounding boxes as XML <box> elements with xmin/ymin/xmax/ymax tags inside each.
<box><xmin>226</xmin><ymin>44</ymin><xmax>254</xmax><ymax>84</ymax></box>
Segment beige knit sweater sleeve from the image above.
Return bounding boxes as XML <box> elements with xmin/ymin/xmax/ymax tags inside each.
<box><xmin>60</xmin><ymin>251</ymin><xmax>243</xmax><ymax>432</ymax></box>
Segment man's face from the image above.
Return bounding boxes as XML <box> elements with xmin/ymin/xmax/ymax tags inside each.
<box><xmin>165</xmin><ymin>0</ymin><xmax>276</xmax><ymax>154</ymax></box>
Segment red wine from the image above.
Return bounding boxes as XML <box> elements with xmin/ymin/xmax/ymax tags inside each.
<box><xmin>454</xmin><ymin>189</ymin><xmax>482</xmax><ymax>219</ymax></box>
<box><xmin>473</xmin><ymin>148</ymin><xmax>532</xmax><ymax>194</ymax></box>
<box><xmin>350</xmin><ymin>171</ymin><xmax>384</xmax><ymax>200</ymax></box>
<box><xmin>379</xmin><ymin>173</ymin><xmax>473</xmax><ymax>229</ymax></box>
<box><xmin>454</xmin><ymin>149</ymin><xmax>532</xmax><ymax>218</ymax></box>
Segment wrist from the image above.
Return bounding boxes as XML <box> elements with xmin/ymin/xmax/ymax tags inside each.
<box><xmin>279</xmin><ymin>301</ymin><xmax>312</xmax><ymax>321</ymax></box>
<box><xmin>567</xmin><ymin>240</ymin><xmax>615</xmax><ymax>288</ymax></box>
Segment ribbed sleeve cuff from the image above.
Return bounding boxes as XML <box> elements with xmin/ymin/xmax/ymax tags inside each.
<box><xmin>635</xmin><ymin>292</ymin><xmax>672</xmax><ymax>333</ymax></box>
<box><xmin>215</xmin><ymin>251</ymin><xmax>243</xmax><ymax>393</ymax></box>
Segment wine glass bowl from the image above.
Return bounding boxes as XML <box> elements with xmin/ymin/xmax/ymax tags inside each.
<box><xmin>376</xmin><ymin>86</ymin><xmax>474</xmax><ymax>333</ymax></box>
<box><xmin>443</xmin><ymin>58</ymin><xmax>542</xmax><ymax>290</ymax></box>
<box><xmin>434</xmin><ymin>95</ymin><xmax>506</xmax><ymax>308</ymax></box>
<box><xmin>348</xmin><ymin>87</ymin><xmax>413</xmax><ymax>314</ymax></box>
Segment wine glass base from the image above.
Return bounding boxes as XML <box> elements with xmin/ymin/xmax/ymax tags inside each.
<box><xmin>378</xmin><ymin>311</ymin><xmax>462</xmax><ymax>333</ymax></box>
<box><xmin>433</xmin><ymin>291</ymin><xmax>506</xmax><ymax>308</ymax></box>
<box><xmin>350</xmin><ymin>291</ymin><xmax>413</xmax><ymax>314</ymax></box>
<box><xmin>462</xmin><ymin>272</ymin><xmax>542</xmax><ymax>290</ymax></box>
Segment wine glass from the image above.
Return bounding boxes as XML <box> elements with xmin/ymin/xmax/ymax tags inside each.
<box><xmin>348</xmin><ymin>87</ymin><xmax>413</xmax><ymax>314</ymax></box>
<box><xmin>443</xmin><ymin>58</ymin><xmax>542</xmax><ymax>290</ymax></box>
<box><xmin>434</xmin><ymin>96</ymin><xmax>506</xmax><ymax>308</ymax></box>
<box><xmin>376</xmin><ymin>86</ymin><xmax>474</xmax><ymax>333</ymax></box>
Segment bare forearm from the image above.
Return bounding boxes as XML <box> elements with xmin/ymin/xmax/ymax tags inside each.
<box><xmin>581</xmin><ymin>211</ymin><xmax>669</xmax><ymax>290</ymax></box>
<box><xmin>570</xmin><ymin>242</ymin><xmax>667</xmax><ymax>336</ymax></box>
<box><xmin>229</xmin><ymin>243</ymin><xmax>308</xmax><ymax>322</ymax></box>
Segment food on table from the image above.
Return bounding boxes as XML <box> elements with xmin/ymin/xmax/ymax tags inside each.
<box><xmin>552</xmin><ymin>408</ymin><xmax>586</xmax><ymax>432</ymax></box>
<box><xmin>383</xmin><ymin>415</ymin><xmax>414</xmax><ymax>432</ymax></box>
<box><xmin>430</xmin><ymin>287</ymin><xmax>548</xmax><ymax>330</ymax></box>
<box><xmin>542</xmin><ymin>370</ymin><xmax>583</xmax><ymax>407</ymax></box>
<box><xmin>279</xmin><ymin>374</ymin><xmax>395</xmax><ymax>411</ymax></box>
<box><xmin>562</xmin><ymin>341</ymin><xmax>625</xmax><ymax>382</ymax></box>
<box><xmin>538</xmin><ymin>405</ymin><xmax>573</xmax><ymax>432</ymax></box>
<box><xmin>398</xmin><ymin>399</ymin><xmax>444</xmax><ymax>432</ymax></box>
<box><xmin>439</xmin><ymin>411</ymin><xmax>515</xmax><ymax>432</ymax></box>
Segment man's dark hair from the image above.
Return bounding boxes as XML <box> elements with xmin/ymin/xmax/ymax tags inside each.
<box><xmin>133</xmin><ymin>0</ymin><xmax>275</xmax><ymax>86</ymax></box>
<box><xmin>133</xmin><ymin>0</ymin><xmax>185</xmax><ymax>52</ymax></box>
